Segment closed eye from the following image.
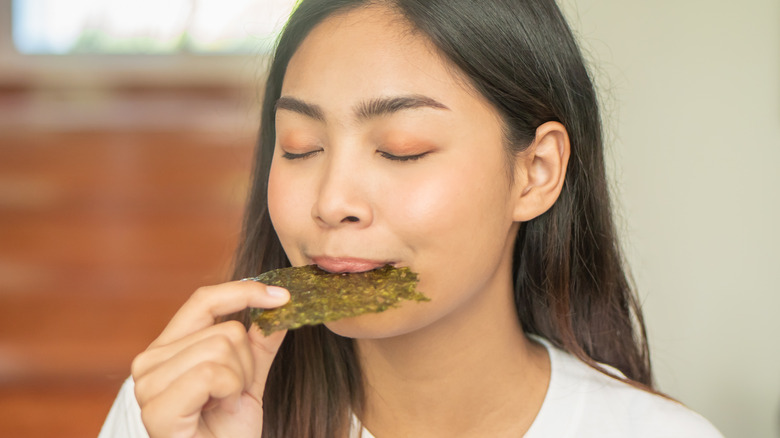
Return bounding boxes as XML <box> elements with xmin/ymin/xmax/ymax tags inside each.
<box><xmin>282</xmin><ymin>150</ymin><xmax>321</xmax><ymax>160</ymax></box>
<box><xmin>379</xmin><ymin>151</ymin><xmax>429</xmax><ymax>162</ymax></box>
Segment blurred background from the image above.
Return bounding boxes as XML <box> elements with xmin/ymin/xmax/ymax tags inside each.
<box><xmin>558</xmin><ymin>1</ymin><xmax>780</xmax><ymax>437</ymax></box>
<box><xmin>0</xmin><ymin>0</ymin><xmax>777</xmax><ymax>436</ymax></box>
<box><xmin>0</xmin><ymin>1</ymin><xmax>292</xmax><ymax>436</ymax></box>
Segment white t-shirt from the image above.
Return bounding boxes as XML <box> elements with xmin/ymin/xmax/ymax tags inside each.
<box><xmin>99</xmin><ymin>338</ymin><xmax>722</xmax><ymax>437</ymax></box>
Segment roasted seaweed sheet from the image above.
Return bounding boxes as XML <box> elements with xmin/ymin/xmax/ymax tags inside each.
<box><xmin>248</xmin><ymin>265</ymin><xmax>428</xmax><ymax>335</ymax></box>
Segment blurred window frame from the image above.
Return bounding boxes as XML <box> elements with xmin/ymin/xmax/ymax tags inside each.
<box><xmin>0</xmin><ymin>0</ymin><xmax>293</xmax><ymax>89</ymax></box>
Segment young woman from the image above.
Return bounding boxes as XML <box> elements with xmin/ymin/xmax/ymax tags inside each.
<box><xmin>100</xmin><ymin>0</ymin><xmax>722</xmax><ymax>436</ymax></box>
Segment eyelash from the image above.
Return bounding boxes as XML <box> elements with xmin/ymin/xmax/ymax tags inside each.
<box><xmin>282</xmin><ymin>150</ymin><xmax>429</xmax><ymax>162</ymax></box>
<box><xmin>282</xmin><ymin>150</ymin><xmax>320</xmax><ymax>160</ymax></box>
<box><xmin>378</xmin><ymin>151</ymin><xmax>429</xmax><ymax>162</ymax></box>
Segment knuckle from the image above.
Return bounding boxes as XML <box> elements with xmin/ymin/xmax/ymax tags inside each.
<box><xmin>133</xmin><ymin>376</ymin><xmax>150</xmax><ymax>405</ymax></box>
<box><xmin>220</xmin><ymin>367</ymin><xmax>243</xmax><ymax>392</ymax></box>
<box><xmin>210</xmin><ymin>335</ymin><xmax>234</xmax><ymax>357</ymax></box>
<box><xmin>194</xmin><ymin>362</ymin><xmax>242</xmax><ymax>393</ymax></box>
<box><xmin>130</xmin><ymin>352</ymin><xmax>149</xmax><ymax>378</ymax></box>
<box><xmin>190</xmin><ymin>285</ymin><xmax>215</xmax><ymax>304</ymax></box>
<box><xmin>194</xmin><ymin>361</ymin><xmax>221</xmax><ymax>381</ymax></box>
<box><xmin>227</xmin><ymin>373</ymin><xmax>243</xmax><ymax>392</ymax></box>
<box><xmin>221</xmin><ymin>320</ymin><xmax>249</xmax><ymax>342</ymax></box>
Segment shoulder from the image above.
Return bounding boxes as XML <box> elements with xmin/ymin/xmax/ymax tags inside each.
<box><xmin>526</xmin><ymin>337</ymin><xmax>723</xmax><ymax>438</ymax></box>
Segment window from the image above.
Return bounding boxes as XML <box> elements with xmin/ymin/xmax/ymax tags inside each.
<box><xmin>12</xmin><ymin>0</ymin><xmax>298</xmax><ymax>55</ymax></box>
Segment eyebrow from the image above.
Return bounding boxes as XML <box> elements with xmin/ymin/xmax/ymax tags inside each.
<box><xmin>275</xmin><ymin>96</ymin><xmax>326</xmax><ymax>121</ymax></box>
<box><xmin>274</xmin><ymin>94</ymin><xmax>450</xmax><ymax>123</ymax></box>
<box><xmin>355</xmin><ymin>95</ymin><xmax>450</xmax><ymax>121</ymax></box>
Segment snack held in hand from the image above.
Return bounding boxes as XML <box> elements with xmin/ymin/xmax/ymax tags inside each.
<box><xmin>248</xmin><ymin>265</ymin><xmax>428</xmax><ymax>335</ymax></box>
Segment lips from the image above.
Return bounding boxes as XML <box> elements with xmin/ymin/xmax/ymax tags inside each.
<box><xmin>311</xmin><ymin>256</ymin><xmax>393</xmax><ymax>274</ymax></box>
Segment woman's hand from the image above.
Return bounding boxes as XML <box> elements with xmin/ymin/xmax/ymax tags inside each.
<box><xmin>130</xmin><ymin>280</ymin><xmax>290</xmax><ymax>438</ymax></box>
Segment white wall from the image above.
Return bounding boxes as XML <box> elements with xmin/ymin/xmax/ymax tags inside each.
<box><xmin>559</xmin><ymin>1</ymin><xmax>780</xmax><ymax>437</ymax></box>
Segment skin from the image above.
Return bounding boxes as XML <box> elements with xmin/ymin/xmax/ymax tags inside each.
<box><xmin>131</xmin><ymin>282</ymin><xmax>289</xmax><ymax>437</ymax></box>
<box><xmin>131</xmin><ymin>5</ymin><xmax>571</xmax><ymax>438</ymax></box>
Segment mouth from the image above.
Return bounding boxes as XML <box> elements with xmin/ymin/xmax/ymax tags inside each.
<box><xmin>310</xmin><ymin>256</ymin><xmax>395</xmax><ymax>274</ymax></box>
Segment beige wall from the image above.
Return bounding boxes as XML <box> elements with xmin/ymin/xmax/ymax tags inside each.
<box><xmin>560</xmin><ymin>0</ymin><xmax>780</xmax><ymax>436</ymax></box>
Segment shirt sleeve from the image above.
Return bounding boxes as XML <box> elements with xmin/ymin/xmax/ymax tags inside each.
<box><xmin>98</xmin><ymin>376</ymin><xmax>150</xmax><ymax>438</ymax></box>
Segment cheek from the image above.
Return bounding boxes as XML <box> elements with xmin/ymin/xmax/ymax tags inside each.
<box><xmin>331</xmin><ymin>160</ymin><xmax>516</xmax><ymax>339</ymax></box>
<box><xmin>387</xmin><ymin>159</ymin><xmax>513</xmax><ymax>246</ymax></box>
<box><xmin>267</xmin><ymin>166</ymin><xmax>286</xmax><ymax>229</ymax></box>
<box><xmin>267</xmin><ymin>165</ymin><xmax>310</xmax><ymax>262</ymax></box>
<box><xmin>381</xmin><ymin>159</ymin><xmax>515</xmax><ymax>309</ymax></box>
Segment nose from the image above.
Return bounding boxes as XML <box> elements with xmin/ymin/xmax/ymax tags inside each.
<box><xmin>311</xmin><ymin>156</ymin><xmax>373</xmax><ymax>228</ymax></box>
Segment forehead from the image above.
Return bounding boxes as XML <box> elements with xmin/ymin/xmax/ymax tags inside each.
<box><xmin>280</xmin><ymin>6</ymin><xmax>477</xmax><ymax>115</ymax></box>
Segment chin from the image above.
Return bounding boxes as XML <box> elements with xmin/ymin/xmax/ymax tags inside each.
<box><xmin>324</xmin><ymin>305</ymin><xmax>433</xmax><ymax>339</ymax></box>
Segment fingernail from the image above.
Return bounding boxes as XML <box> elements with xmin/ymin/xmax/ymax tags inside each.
<box><xmin>239</xmin><ymin>276</ymin><xmax>259</xmax><ymax>282</ymax></box>
<box><xmin>266</xmin><ymin>286</ymin><xmax>289</xmax><ymax>299</ymax></box>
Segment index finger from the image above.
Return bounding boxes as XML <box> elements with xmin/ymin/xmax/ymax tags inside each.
<box><xmin>152</xmin><ymin>281</ymin><xmax>289</xmax><ymax>347</ymax></box>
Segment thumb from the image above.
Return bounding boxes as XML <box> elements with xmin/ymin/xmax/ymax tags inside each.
<box><xmin>245</xmin><ymin>325</ymin><xmax>287</xmax><ymax>400</ymax></box>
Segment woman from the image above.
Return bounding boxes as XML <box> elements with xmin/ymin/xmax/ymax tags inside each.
<box><xmin>101</xmin><ymin>0</ymin><xmax>722</xmax><ymax>436</ymax></box>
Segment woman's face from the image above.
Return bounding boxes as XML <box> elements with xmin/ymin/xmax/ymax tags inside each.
<box><xmin>268</xmin><ymin>7</ymin><xmax>523</xmax><ymax>338</ymax></box>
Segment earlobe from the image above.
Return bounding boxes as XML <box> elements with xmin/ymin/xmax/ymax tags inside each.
<box><xmin>512</xmin><ymin>121</ymin><xmax>571</xmax><ymax>222</ymax></box>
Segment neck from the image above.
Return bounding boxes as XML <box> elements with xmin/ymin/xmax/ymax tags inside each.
<box><xmin>355</xmin><ymin>271</ymin><xmax>550</xmax><ymax>437</ymax></box>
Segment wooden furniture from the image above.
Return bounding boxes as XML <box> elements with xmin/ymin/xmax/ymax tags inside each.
<box><xmin>0</xmin><ymin>90</ymin><xmax>256</xmax><ymax>437</ymax></box>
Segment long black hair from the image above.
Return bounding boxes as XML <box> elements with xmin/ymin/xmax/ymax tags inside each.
<box><xmin>228</xmin><ymin>1</ymin><xmax>652</xmax><ymax>436</ymax></box>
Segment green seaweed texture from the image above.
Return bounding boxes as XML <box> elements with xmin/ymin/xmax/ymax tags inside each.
<box><xmin>248</xmin><ymin>265</ymin><xmax>428</xmax><ymax>335</ymax></box>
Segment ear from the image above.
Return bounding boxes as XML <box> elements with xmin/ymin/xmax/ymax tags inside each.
<box><xmin>511</xmin><ymin>121</ymin><xmax>571</xmax><ymax>222</ymax></box>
